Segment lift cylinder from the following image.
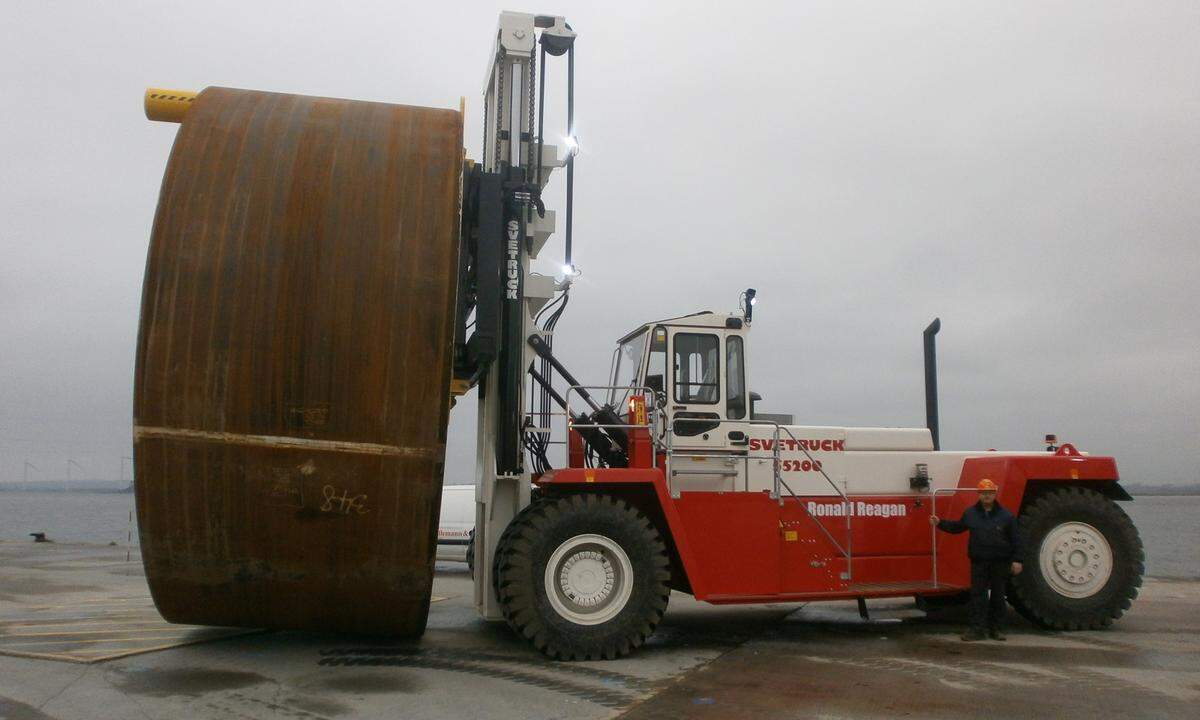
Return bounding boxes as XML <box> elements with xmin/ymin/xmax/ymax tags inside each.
<box><xmin>134</xmin><ymin>87</ymin><xmax>463</xmax><ymax>635</ymax></box>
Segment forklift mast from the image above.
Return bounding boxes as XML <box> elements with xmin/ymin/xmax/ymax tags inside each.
<box><xmin>456</xmin><ymin>11</ymin><xmax>575</xmax><ymax>621</ymax></box>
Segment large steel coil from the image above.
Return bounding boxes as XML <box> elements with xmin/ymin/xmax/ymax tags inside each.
<box><xmin>134</xmin><ymin>86</ymin><xmax>463</xmax><ymax>636</ymax></box>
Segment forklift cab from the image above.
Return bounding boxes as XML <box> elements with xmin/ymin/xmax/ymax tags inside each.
<box><xmin>611</xmin><ymin>312</ymin><xmax>753</xmax><ymax>488</ymax></box>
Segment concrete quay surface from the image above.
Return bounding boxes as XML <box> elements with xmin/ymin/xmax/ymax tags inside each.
<box><xmin>0</xmin><ymin>542</ymin><xmax>1196</xmax><ymax>719</ymax></box>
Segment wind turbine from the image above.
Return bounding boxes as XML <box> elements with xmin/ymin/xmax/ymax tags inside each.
<box><xmin>23</xmin><ymin>460</ymin><xmax>39</xmax><ymax>489</ymax></box>
<box><xmin>66</xmin><ymin>459</ymin><xmax>84</xmax><ymax>493</ymax></box>
<box><xmin>120</xmin><ymin>456</ymin><xmax>134</xmax><ymax>489</ymax></box>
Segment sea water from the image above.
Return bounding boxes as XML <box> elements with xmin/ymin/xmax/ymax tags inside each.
<box><xmin>0</xmin><ymin>491</ymin><xmax>1196</xmax><ymax>578</ymax></box>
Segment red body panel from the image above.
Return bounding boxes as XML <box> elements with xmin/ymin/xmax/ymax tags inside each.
<box><xmin>567</xmin><ymin>429</ymin><xmax>586</xmax><ymax>468</ymax></box>
<box><xmin>676</xmin><ymin>492</ymin><xmax>782</xmax><ymax>597</ymax></box>
<box><xmin>537</xmin><ymin>450</ymin><xmax>1119</xmax><ymax>603</ymax></box>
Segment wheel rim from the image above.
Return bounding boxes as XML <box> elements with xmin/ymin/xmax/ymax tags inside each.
<box><xmin>544</xmin><ymin>533</ymin><xmax>633</xmax><ymax>626</ymax></box>
<box><xmin>1038</xmin><ymin>521</ymin><xmax>1113</xmax><ymax>599</ymax></box>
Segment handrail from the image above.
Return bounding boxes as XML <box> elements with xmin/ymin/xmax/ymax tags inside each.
<box><xmin>664</xmin><ymin>417</ymin><xmax>766</xmax><ymax>497</ymax></box>
<box><xmin>664</xmin><ymin>418</ymin><xmax>848</xmax><ymax>498</ymax></box>
<box><xmin>773</xmin><ymin>425</ymin><xmax>846</xmax><ymax>501</ymax></box>
<box><xmin>776</xmin><ymin>474</ymin><xmax>849</xmax><ymax>559</ymax></box>
<box><xmin>664</xmin><ymin>418</ymin><xmax>852</xmax><ymax>578</ymax></box>
<box><xmin>773</xmin><ymin>424</ymin><xmax>852</xmax><ymax>578</ymax></box>
<box><xmin>929</xmin><ymin>487</ymin><xmax>981</xmax><ymax>587</ymax></box>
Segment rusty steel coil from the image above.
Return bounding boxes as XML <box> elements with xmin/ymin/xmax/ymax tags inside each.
<box><xmin>134</xmin><ymin>86</ymin><xmax>463</xmax><ymax>636</ymax></box>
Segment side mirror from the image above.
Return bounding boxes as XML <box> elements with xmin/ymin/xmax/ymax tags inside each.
<box><xmin>749</xmin><ymin>391</ymin><xmax>762</xmax><ymax>418</ymax></box>
<box><xmin>645</xmin><ymin>374</ymin><xmax>664</xmax><ymax>393</ymax></box>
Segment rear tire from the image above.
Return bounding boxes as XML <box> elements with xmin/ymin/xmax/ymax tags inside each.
<box><xmin>1009</xmin><ymin>487</ymin><xmax>1143</xmax><ymax>630</ymax></box>
<box><xmin>493</xmin><ymin>494</ymin><xmax>671</xmax><ymax>660</ymax></box>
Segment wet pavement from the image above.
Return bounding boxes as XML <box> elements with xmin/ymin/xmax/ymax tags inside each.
<box><xmin>1</xmin><ymin>542</ymin><xmax>1196</xmax><ymax>719</ymax></box>
<box><xmin>624</xmin><ymin>584</ymin><xmax>1200</xmax><ymax>719</ymax></box>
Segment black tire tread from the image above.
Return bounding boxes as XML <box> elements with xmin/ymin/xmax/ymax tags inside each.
<box><xmin>492</xmin><ymin>494</ymin><xmax>670</xmax><ymax>660</ymax></box>
<box><xmin>1009</xmin><ymin>486</ymin><xmax>1144</xmax><ymax>630</ymax></box>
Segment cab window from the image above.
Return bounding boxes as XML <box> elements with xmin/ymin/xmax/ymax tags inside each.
<box><xmin>609</xmin><ymin>329</ymin><xmax>648</xmax><ymax>407</ymax></box>
<box><xmin>726</xmin><ymin>335</ymin><xmax>746</xmax><ymax>419</ymax></box>
<box><xmin>645</xmin><ymin>326</ymin><xmax>667</xmax><ymax>396</ymax></box>
<box><xmin>673</xmin><ymin>333</ymin><xmax>719</xmax><ymax>404</ymax></box>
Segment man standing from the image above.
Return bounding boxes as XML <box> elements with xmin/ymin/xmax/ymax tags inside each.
<box><xmin>930</xmin><ymin>479</ymin><xmax>1024</xmax><ymax>641</ymax></box>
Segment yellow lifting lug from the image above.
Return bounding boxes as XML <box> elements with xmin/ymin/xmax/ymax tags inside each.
<box><xmin>145</xmin><ymin>88</ymin><xmax>198</xmax><ymax>123</ymax></box>
<box><xmin>449</xmin><ymin>378</ymin><xmax>473</xmax><ymax>398</ymax></box>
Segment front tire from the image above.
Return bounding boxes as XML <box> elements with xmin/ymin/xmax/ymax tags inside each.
<box><xmin>493</xmin><ymin>494</ymin><xmax>671</xmax><ymax>660</ymax></box>
<box><xmin>1009</xmin><ymin>487</ymin><xmax>1144</xmax><ymax>630</ymax></box>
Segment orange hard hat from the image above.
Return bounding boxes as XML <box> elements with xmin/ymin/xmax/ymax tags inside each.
<box><xmin>977</xmin><ymin>479</ymin><xmax>998</xmax><ymax>491</ymax></box>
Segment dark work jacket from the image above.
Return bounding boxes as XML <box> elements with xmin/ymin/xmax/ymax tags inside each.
<box><xmin>937</xmin><ymin>501</ymin><xmax>1023</xmax><ymax>562</ymax></box>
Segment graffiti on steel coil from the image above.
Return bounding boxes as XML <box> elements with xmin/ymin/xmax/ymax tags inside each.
<box><xmin>320</xmin><ymin>485</ymin><xmax>370</xmax><ymax>515</ymax></box>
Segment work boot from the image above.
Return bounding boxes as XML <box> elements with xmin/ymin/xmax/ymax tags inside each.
<box><xmin>960</xmin><ymin>629</ymin><xmax>987</xmax><ymax>642</ymax></box>
<box><xmin>989</xmin><ymin>629</ymin><xmax>1007</xmax><ymax>641</ymax></box>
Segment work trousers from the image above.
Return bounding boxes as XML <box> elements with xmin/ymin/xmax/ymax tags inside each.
<box><xmin>969</xmin><ymin>559</ymin><xmax>1010</xmax><ymax>632</ymax></box>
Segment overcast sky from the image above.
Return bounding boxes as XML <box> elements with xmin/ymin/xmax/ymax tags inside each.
<box><xmin>1</xmin><ymin>1</ymin><xmax>1196</xmax><ymax>488</ymax></box>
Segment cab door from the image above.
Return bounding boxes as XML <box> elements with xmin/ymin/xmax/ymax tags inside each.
<box><xmin>665</xmin><ymin>327</ymin><xmax>750</xmax><ymax>493</ymax></box>
<box><xmin>667</xmin><ymin>328</ymin><xmax>725</xmax><ymax>451</ymax></box>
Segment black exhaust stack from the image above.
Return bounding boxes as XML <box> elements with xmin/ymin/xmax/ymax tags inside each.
<box><xmin>923</xmin><ymin>318</ymin><xmax>941</xmax><ymax>451</ymax></box>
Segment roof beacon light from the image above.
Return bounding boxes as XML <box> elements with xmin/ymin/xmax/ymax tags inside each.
<box><xmin>742</xmin><ymin>288</ymin><xmax>757</xmax><ymax>323</ymax></box>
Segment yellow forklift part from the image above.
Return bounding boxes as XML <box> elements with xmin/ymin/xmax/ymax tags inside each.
<box><xmin>144</xmin><ymin>88</ymin><xmax>198</xmax><ymax>123</ymax></box>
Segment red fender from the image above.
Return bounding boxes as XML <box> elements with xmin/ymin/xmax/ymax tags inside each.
<box><xmin>536</xmin><ymin>467</ymin><xmax>711</xmax><ymax>597</ymax></box>
<box><xmin>936</xmin><ymin>452</ymin><xmax>1120</xmax><ymax>586</ymax></box>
